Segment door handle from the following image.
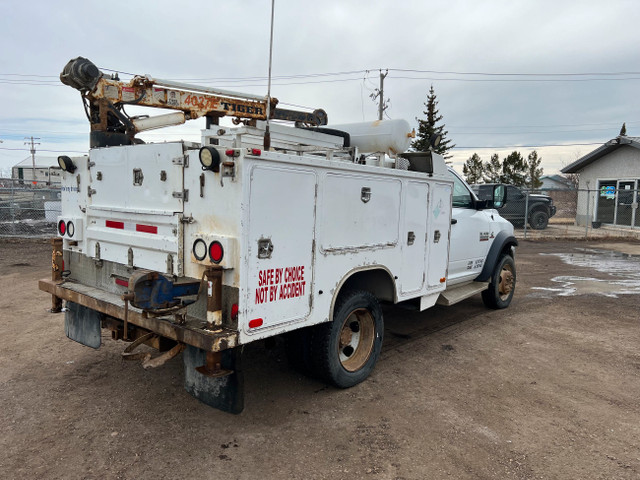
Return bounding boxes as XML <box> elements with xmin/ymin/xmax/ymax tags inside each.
<box><xmin>451</xmin><ymin>218</ymin><xmax>458</xmax><ymax>225</ymax></box>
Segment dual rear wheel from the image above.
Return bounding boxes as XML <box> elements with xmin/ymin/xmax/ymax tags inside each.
<box><xmin>286</xmin><ymin>290</ymin><xmax>383</xmax><ymax>388</ymax></box>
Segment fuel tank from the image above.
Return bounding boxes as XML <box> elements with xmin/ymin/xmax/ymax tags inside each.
<box><xmin>326</xmin><ymin>119</ymin><xmax>414</xmax><ymax>156</ymax></box>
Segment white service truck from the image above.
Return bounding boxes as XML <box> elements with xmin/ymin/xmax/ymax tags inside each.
<box><xmin>40</xmin><ymin>58</ymin><xmax>517</xmax><ymax>413</ymax></box>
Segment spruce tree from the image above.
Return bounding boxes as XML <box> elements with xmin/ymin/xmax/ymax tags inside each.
<box><xmin>501</xmin><ymin>151</ymin><xmax>528</xmax><ymax>187</ymax></box>
<box><xmin>462</xmin><ymin>153</ymin><xmax>484</xmax><ymax>184</ymax></box>
<box><xmin>483</xmin><ymin>153</ymin><xmax>502</xmax><ymax>183</ymax></box>
<box><xmin>526</xmin><ymin>150</ymin><xmax>543</xmax><ymax>189</ymax></box>
<box><xmin>620</xmin><ymin>122</ymin><xmax>627</xmax><ymax>136</ymax></box>
<box><xmin>412</xmin><ymin>85</ymin><xmax>455</xmax><ymax>158</ymax></box>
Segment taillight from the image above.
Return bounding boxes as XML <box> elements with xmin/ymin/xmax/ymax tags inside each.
<box><xmin>57</xmin><ymin>217</ymin><xmax>83</xmax><ymax>241</ymax></box>
<box><xmin>251</xmin><ymin>148</ymin><xmax>261</xmax><ymax>156</ymax></box>
<box><xmin>248</xmin><ymin>318</ymin><xmax>263</xmax><ymax>329</ymax></box>
<box><xmin>231</xmin><ymin>303</ymin><xmax>239</xmax><ymax>320</ymax></box>
<box><xmin>225</xmin><ymin>149</ymin><xmax>240</xmax><ymax>157</ymax></box>
<box><xmin>209</xmin><ymin>241</ymin><xmax>224</xmax><ymax>263</ymax></box>
<box><xmin>193</xmin><ymin>239</ymin><xmax>207</xmax><ymax>261</ymax></box>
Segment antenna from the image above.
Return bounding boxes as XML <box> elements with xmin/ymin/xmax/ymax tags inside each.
<box><xmin>264</xmin><ymin>0</ymin><xmax>276</xmax><ymax>151</ymax></box>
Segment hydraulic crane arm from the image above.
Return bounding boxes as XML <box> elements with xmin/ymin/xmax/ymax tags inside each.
<box><xmin>60</xmin><ymin>57</ymin><xmax>328</xmax><ymax>148</ymax></box>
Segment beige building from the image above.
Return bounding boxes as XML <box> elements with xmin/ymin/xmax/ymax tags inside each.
<box><xmin>11</xmin><ymin>157</ymin><xmax>62</xmax><ymax>185</ymax></box>
<box><xmin>562</xmin><ymin>136</ymin><xmax>640</xmax><ymax>227</ymax></box>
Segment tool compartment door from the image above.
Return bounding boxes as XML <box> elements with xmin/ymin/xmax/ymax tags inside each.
<box><xmin>84</xmin><ymin>143</ymin><xmax>185</xmax><ymax>274</ymax></box>
<box><xmin>400</xmin><ymin>181</ymin><xmax>429</xmax><ymax>294</ymax></box>
<box><xmin>244</xmin><ymin>165</ymin><xmax>317</xmax><ymax>333</ymax></box>
<box><xmin>426</xmin><ymin>182</ymin><xmax>453</xmax><ymax>288</ymax></box>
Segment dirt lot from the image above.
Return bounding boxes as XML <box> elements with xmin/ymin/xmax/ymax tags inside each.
<box><xmin>1</xmin><ymin>238</ymin><xmax>639</xmax><ymax>479</ymax></box>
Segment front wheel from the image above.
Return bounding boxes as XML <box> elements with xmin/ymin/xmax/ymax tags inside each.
<box><xmin>529</xmin><ymin>210</ymin><xmax>549</xmax><ymax>230</ymax></box>
<box><xmin>311</xmin><ymin>290</ymin><xmax>384</xmax><ymax>388</ymax></box>
<box><xmin>481</xmin><ymin>254</ymin><xmax>516</xmax><ymax>309</ymax></box>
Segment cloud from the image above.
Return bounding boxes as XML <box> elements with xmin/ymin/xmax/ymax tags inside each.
<box><xmin>1</xmin><ymin>0</ymin><xmax>639</xmax><ymax>176</ymax></box>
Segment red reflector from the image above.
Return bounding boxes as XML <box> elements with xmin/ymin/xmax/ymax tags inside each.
<box><xmin>115</xmin><ymin>278</ymin><xmax>129</xmax><ymax>287</ymax></box>
<box><xmin>58</xmin><ymin>220</ymin><xmax>66</xmax><ymax>236</ymax></box>
<box><xmin>251</xmin><ymin>148</ymin><xmax>261</xmax><ymax>156</ymax></box>
<box><xmin>209</xmin><ymin>241</ymin><xmax>224</xmax><ymax>263</ymax></box>
<box><xmin>136</xmin><ymin>224</ymin><xmax>158</xmax><ymax>234</ymax></box>
<box><xmin>106</xmin><ymin>220</ymin><xmax>124</xmax><ymax>229</ymax></box>
<box><xmin>248</xmin><ymin>318</ymin><xmax>263</xmax><ymax>329</ymax></box>
<box><xmin>225</xmin><ymin>149</ymin><xmax>235</xmax><ymax>157</ymax></box>
<box><xmin>231</xmin><ymin>303</ymin><xmax>239</xmax><ymax>319</ymax></box>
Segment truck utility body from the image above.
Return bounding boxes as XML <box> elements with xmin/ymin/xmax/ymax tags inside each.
<box><xmin>41</xmin><ymin>58</ymin><xmax>517</xmax><ymax>413</ymax></box>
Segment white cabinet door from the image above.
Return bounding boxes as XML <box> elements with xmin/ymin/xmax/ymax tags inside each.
<box><xmin>400</xmin><ymin>181</ymin><xmax>428</xmax><ymax>294</ymax></box>
<box><xmin>244</xmin><ymin>165</ymin><xmax>317</xmax><ymax>333</ymax></box>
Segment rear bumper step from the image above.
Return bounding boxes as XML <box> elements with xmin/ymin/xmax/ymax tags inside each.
<box><xmin>39</xmin><ymin>278</ymin><xmax>237</xmax><ymax>352</ymax></box>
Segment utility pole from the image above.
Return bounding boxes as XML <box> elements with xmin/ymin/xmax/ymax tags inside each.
<box><xmin>369</xmin><ymin>69</ymin><xmax>389</xmax><ymax>120</ymax></box>
<box><xmin>24</xmin><ymin>136</ymin><xmax>40</xmax><ymax>185</ymax></box>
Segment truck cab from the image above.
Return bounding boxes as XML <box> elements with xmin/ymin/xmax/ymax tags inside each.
<box><xmin>448</xmin><ymin>169</ymin><xmax>507</xmax><ymax>284</ymax></box>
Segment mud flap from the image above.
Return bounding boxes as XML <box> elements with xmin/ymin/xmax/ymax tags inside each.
<box><xmin>65</xmin><ymin>301</ymin><xmax>102</xmax><ymax>349</ymax></box>
<box><xmin>183</xmin><ymin>345</ymin><xmax>244</xmax><ymax>414</ymax></box>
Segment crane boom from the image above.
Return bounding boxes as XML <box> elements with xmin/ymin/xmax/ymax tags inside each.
<box><xmin>60</xmin><ymin>57</ymin><xmax>328</xmax><ymax>148</ymax></box>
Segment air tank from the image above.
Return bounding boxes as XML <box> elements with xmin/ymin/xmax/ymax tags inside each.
<box><xmin>326</xmin><ymin>119</ymin><xmax>414</xmax><ymax>157</ymax></box>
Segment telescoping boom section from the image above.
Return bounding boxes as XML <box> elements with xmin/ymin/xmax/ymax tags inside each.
<box><xmin>60</xmin><ymin>57</ymin><xmax>328</xmax><ymax>148</ymax></box>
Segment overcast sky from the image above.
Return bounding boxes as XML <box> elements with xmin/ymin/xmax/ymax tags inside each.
<box><xmin>1</xmin><ymin>0</ymin><xmax>638</xmax><ymax>177</ymax></box>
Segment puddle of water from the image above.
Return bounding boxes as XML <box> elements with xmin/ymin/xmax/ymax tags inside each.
<box><xmin>531</xmin><ymin>249</ymin><xmax>640</xmax><ymax>298</ymax></box>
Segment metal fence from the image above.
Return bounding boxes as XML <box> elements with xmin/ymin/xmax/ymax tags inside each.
<box><xmin>503</xmin><ymin>187</ymin><xmax>640</xmax><ymax>240</ymax></box>
<box><xmin>1</xmin><ymin>178</ymin><xmax>639</xmax><ymax>241</ymax></box>
<box><xmin>0</xmin><ymin>178</ymin><xmax>61</xmax><ymax>238</ymax></box>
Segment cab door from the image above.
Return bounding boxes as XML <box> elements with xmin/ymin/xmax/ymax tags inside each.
<box><xmin>447</xmin><ymin>171</ymin><xmax>492</xmax><ymax>285</ymax></box>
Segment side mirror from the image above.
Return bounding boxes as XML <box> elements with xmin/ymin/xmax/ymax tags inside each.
<box><xmin>493</xmin><ymin>185</ymin><xmax>506</xmax><ymax>208</ymax></box>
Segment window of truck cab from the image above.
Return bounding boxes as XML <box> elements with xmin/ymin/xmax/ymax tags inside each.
<box><xmin>449</xmin><ymin>170</ymin><xmax>474</xmax><ymax>208</ymax></box>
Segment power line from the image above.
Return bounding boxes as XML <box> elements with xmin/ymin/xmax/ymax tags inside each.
<box><xmin>451</xmin><ymin>127</ymin><xmax>624</xmax><ymax>135</ymax></box>
<box><xmin>452</xmin><ymin>142</ymin><xmax>603</xmax><ymax>149</ymax></box>
<box><xmin>0</xmin><ymin>146</ymin><xmax>87</xmax><ymax>153</ymax></box>
<box><xmin>2</xmin><ymin>118</ymin><xmax>636</xmax><ymax>137</ymax></box>
<box><xmin>388</xmin><ymin>68</ymin><xmax>640</xmax><ymax>77</ymax></box>
<box><xmin>449</xmin><ymin>120</ymin><xmax>640</xmax><ymax>129</ymax></box>
<box><xmin>0</xmin><ymin>80</ymin><xmax>64</xmax><ymax>86</ymax></box>
<box><xmin>0</xmin><ymin>73</ymin><xmax>58</xmax><ymax>78</ymax></box>
<box><xmin>389</xmin><ymin>75</ymin><xmax>640</xmax><ymax>83</ymax></box>
<box><xmin>5</xmin><ymin>66</ymin><xmax>640</xmax><ymax>87</ymax></box>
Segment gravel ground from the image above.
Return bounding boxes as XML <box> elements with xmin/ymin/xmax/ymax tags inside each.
<box><xmin>1</xmin><ymin>238</ymin><xmax>639</xmax><ymax>479</ymax></box>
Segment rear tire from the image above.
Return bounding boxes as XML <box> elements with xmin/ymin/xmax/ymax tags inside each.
<box><xmin>481</xmin><ymin>254</ymin><xmax>516</xmax><ymax>309</ymax></box>
<box><xmin>529</xmin><ymin>210</ymin><xmax>549</xmax><ymax>230</ymax></box>
<box><xmin>311</xmin><ymin>290</ymin><xmax>383</xmax><ymax>388</ymax></box>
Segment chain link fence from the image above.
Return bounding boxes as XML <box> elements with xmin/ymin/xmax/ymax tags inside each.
<box><xmin>496</xmin><ymin>187</ymin><xmax>640</xmax><ymax>240</ymax></box>
<box><xmin>0</xmin><ymin>178</ymin><xmax>61</xmax><ymax>238</ymax></box>
<box><xmin>1</xmin><ymin>177</ymin><xmax>639</xmax><ymax>241</ymax></box>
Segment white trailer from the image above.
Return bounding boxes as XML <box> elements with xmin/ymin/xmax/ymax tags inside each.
<box><xmin>41</xmin><ymin>59</ymin><xmax>517</xmax><ymax>413</ymax></box>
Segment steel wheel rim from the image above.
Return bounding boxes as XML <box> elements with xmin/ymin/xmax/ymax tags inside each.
<box><xmin>498</xmin><ymin>264</ymin><xmax>514</xmax><ymax>300</ymax></box>
<box><xmin>338</xmin><ymin>308</ymin><xmax>375</xmax><ymax>372</ymax></box>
